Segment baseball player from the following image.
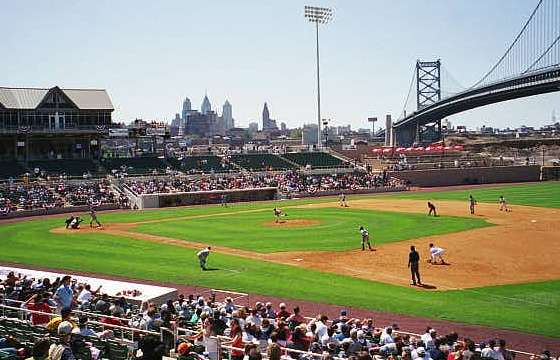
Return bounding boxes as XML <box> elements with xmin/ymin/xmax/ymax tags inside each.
<box><xmin>197</xmin><ymin>246</ymin><xmax>211</xmax><ymax>271</ymax></box>
<box><xmin>65</xmin><ymin>215</ymin><xmax>75</xmax><ymax>229</ymax></box>
<box><xmin>427</xmin><ymin>201</ymin><xmax>437</xmax><ymax>216</ymax></box>
<box><xmin>359</xmin><ymin>226</ymin><xmax>374</xmax><ymax>251</ymax></box>
<box><xmin>70</xmin><ymin>216</ymin><xmax>83</xmax><ymax>230</ymax></box>
<box><xmin>339</xmin><ymin>192</ymin><xmax>349</xmax><ymax>207</ymax></box>
<box><xmin>498</xmin><ymin>195</ymin><xmax>509</xmax><ymax>212</ymax></box>
<box><xmin>428</xmin><ymin>243</ymin><xmax>446</xmax><ymax>264</ymax></box>
<box><xmin>89</xmin><ymin>206</ymin><xmax>102</xmax><ymax>228</ymax></box>
<box><xmin>469</xmin><ymin>195</ymin><xmax>477</xmax><ymax>215</ymax></box>
<box><xmin>273</xmin><ymin>207</ymin><xmax>284</xmax><ymax>223</ymax></box>
<box><xmin>220</xmin><ymin>194</ymin><xmax>228</xmax><ymax>207</ymax></box>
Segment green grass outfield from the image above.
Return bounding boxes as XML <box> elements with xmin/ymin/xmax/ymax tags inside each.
<box><xmin>0</xmin><ymin>182</ymin><xmax>559</xmax><ymax>337</ymax></box>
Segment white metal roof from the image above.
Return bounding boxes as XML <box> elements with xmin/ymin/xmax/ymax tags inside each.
<box><xmin>0</xmin><ymin>87</ymin><xmax>114</xmax><ymax>110</ymax></box>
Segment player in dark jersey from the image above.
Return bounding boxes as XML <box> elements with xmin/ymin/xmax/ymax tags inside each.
<box><xmin>408</xmin><ymin>245</ymin><xmax>422</xmax><ymax>286</ymax></box>
<box><xmin>427</xmin><ymin>202</ymin><xmax>437</xmax><ymax>216</ymax></box>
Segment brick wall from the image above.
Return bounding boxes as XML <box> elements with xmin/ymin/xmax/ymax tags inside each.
<box><xmin>388</xmin><ymin>165</ymin><xmax>541</xmax><ymax>187</ymax></box>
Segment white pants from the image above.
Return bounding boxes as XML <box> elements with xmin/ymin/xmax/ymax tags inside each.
<box><xmin>431</xmin><ymin>249</ymin><xmax>445</xmax><ymax>261</ymax></box>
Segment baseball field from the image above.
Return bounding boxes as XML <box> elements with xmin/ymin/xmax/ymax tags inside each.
<box><xmin>1</xmin><ymin>182</ymin><xmax>559</xmax><ymax>338</ymax></box>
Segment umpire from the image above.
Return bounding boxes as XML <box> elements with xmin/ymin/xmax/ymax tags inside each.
<box><xmin>408</xmin><ymin>245</ymin><xmax>422</xmax><ymax>286</ymax></box>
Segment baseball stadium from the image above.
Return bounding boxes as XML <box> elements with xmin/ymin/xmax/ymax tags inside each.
<box><xmin>2</xmin><ymin>1</ymin><xmax>560</xmax><ymax>360</ymax></box>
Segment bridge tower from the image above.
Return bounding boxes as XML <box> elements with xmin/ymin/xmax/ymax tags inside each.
<box><xmin>416</xmin><ymin>60</ymin><xmax>441</xmax><ymax>109</ymax></box>
<box><xmin>414</xmin><ymin>60</ymin><xmax>442</xmax><ymax>144</ymax></box>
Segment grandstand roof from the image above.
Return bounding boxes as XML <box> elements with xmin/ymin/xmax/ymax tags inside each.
<box><xmin>0</xmin><ymin>86</ymin><xmax>114</xmax><ymax>110</ymax></box>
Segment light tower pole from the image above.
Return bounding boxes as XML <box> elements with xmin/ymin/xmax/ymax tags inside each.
<box><xmin>305</xmin><ymin>5</ymin><xmax>333</xmax><ymax>149</ymax></box>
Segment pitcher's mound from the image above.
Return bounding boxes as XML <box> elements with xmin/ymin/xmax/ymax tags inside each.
<box><xmin>263</xmin><ymin>219</ymin><xmax>321</xmax><ymax>228</ymax></box>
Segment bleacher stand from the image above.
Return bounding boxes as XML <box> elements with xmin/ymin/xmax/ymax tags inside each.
<box><xmin>230</xmin><ymin>154</ymin><xmax>295</xmax><ymax>171</ymax></box>
<box><xmin>102</xmin><ymin>157</ymin><xmax>168</xmax><ymax>176</ymax></box>
<box><xmin>0</xmin><ymin>161</ymin><xmax>27</xmax><ymax>180</ymax></box>
<box><xmin>283</xmin><ymin>152</ymin><xmax>346</xmax><ymax>169</ymax></box>
<box><xmin>168</xmin><ymin>156</ymin><xmax>231</xmax><ymax>173</ymax></box>
<box><xmin>28</xmin><ymin>159</ymin><xmax>99</xmax><ymax>178</ymax></box>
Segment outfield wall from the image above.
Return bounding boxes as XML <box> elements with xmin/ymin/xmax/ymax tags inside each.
<box><xmin>388</xmin><ymin>165</ymin><xmax>541</xmax><ymax>187</ymax></box>
<box><xmin>542</xmin><ymin>166</ymin><xmax>560</xmax><ymax>181</ymax></box>
<box><xmin>0</xmin><ymin>203</ymin><xmax>119</xmax><ymax>220</ymax></box>
<box><xmin>285</xmin><ymin>186</ymin><xmax>408</xmax><ymax>199</ymax></box>
<box><xmin>138</xmin><ymin>187</ymin><xmax>278</xmax><ymax>209</ymax></box>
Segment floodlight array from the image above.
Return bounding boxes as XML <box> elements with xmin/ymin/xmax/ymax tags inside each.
<box><xmin>304</xmin><ymin>5</ymin><xmax>333</xmax><ymax>24</ymax></box>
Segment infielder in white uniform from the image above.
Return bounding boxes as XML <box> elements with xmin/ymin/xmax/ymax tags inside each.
<box><xmin>498</xmin><ymin>195</ymin><xmax>510</xmax><ymax>212</ymax></box>
<box><xmin>359</xmin><ymin>226</ymin><xmax>374</xmax><ymax>251</ymax></box>
<box><xmin>197</xmin><ymin>246</ymin><xmax>211</xmax><ymax>270</ymax></box>
<box><xmin>428</xmin><ymin>243</ymin><xmax>446</xmax><ymax>264</ymax></box>
<box><xmin>339</xmin><ymin>192</ymin><xmax>348</xmax><ymax>207</ymax></box>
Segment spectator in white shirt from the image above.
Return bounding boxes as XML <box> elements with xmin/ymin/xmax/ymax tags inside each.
<box><xmin>314</xmin><ymin>314</ymin><xmax>329</xmax><ymax>340</ymax></box>
<box><xmin>379</xmin><ymin>327</ymin><xmax>395</xmax><ymax>345</ymax></box>
<box><xmin>481</xmin><ymin>340</ymin><xmax>500</xmax><ymax>360</ymax></box>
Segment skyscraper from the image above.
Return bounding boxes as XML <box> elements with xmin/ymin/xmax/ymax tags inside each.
<box><xmin>222</xmin><ymin>100</ymin><xmax>234</xmax><ymax>130</ymax></box>
<box><xmin>201</xmin><ymin>94</ymin><xmax>212</xmax><ymax>115</ymax></box>
<box><xmin>182</xmin><ymin>97</ymin><xmax>192</xmax><ymax>121</ymax></box>
<box><xmin>262</xmin><ymin>102</ymin><xmax>277</xmax><ymax>130</ymax></box>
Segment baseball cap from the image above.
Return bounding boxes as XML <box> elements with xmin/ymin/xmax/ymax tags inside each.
<box><xmin>58</xmin><ymin>321</ymin><xmax>73</xmax><ymax>336</ymax></box>
<box><xmin>416</xmin><ymin>347</ymin><xmax>426</xmax><ymax>355</ymax></box>
<box><xmin>340</xmin><ymin>309</ymin><xmax>348</xmax><ymax>316</ymax></box>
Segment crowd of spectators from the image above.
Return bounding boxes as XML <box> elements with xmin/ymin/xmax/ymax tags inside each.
<box><xmin>0</xmin><ymin>180</ymin><xmax>119</xmax><ymax>215</ymax></box>
<box><xmin>2</xmin><ymin>271</ymin><xmax>554</xmax><ymax>360</ymax></box>
<box><xmin>124</xmin><ymin>171</ymin><xmax>407</xmax><ymax>196</ymax></box>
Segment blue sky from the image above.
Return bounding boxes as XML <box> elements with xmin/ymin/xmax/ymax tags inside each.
<box><xmin>2</xmin><ymin>0</ymin><xmax>558</xmax><ymax>130</ymax></box>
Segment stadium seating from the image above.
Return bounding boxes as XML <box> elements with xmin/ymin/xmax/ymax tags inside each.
<box><xmin>28</xmin><ymin>159</ymin><xmax>99</xmax><ymax>177</ymax></box>
<box><xmin>168</xmin><ymin>155</ymin><xmax>231</xmax><ymax>173</ymax></box>
<box><xmin>102</xmin><ymin>156</ymin><xmax>168</xmax><ymax>175</ymax></box>
<box><xmin>283</xmin><ymin>152</ymin><xmax>347</xmax><ymax>168</ymax></box>
<box><xmin>0</xmin><ymin>161</ymin><xmax>27</xmax><ymax>179</ymax></box>
<box><xmin>230</xmin><ymin>153</ymin><xmax>295</xmax><ymax>171</ymax></box>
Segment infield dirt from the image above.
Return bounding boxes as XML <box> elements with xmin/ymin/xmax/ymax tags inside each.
<box><xmin>51</xmin><ymin>199</ymin><xmax>560</xmax><ymax>290</ymax></box>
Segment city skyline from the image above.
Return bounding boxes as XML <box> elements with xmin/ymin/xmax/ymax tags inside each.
<box><xmin>2</xmin><ymin>1</ymin><xmax>559</xmax><ymax>130</ymax></box>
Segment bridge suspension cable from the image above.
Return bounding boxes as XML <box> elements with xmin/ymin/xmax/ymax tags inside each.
<box><xmin>471</xmin><ymin>0</ymin><xmax>560</xmax><ymax>88</ymax></box>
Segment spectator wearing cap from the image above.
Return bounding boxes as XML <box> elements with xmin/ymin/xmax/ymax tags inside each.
<box><xmin>53</xmin><ymin>276</ymin><xmax>73</xmax><ymax>312</ymax></box>
<box><xmin>332</xmin><ymin>309</ymin><xmax>349</xmax><ymax>326</ymax></box>
<box><xmin>413</xmin><ymin>346</ymin><xmax>432</xmax><ymax>360</ymax></box>
<box><xmin>46</xmin><ymin>307</ymin><xmax>75</xmax><ymax>334</ymax></box>
<box><xmin>72</xmin><ymin>316</ymin><xmax>97</xmax><ymax>337</ymax></box>
<box><xmin>48</xmin><ymin>321</ymin><xmax>75</xmax><ymax>360</ymax></box>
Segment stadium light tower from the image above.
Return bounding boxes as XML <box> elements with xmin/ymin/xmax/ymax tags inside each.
<box><xmin>305</xmin><ymin>5</ymin><xmax>333</xmax><ymax>149</ymax></box>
